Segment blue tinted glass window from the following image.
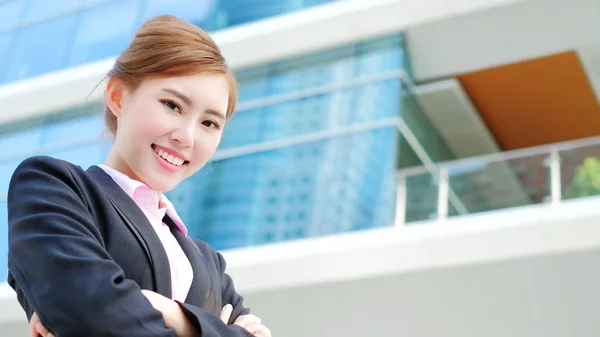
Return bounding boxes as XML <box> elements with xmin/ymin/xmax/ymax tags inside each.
<box><xmin>140</xmin><ymin>0</ymin><xmax>215</xmax><ymax>26</ymax></box>
<box><xmin>0</xmin><ymin>200</ymin><xmax>7</xmax><ymax>282</ymax></box>
<box><xmin>0</xmin><ymin>123</ymin><xmax>44</xmax><ymax>158</ymax></box>
<box><xmin>44</xmin><ymin>141</ymin><xmax>110</xmax><ymax>170</ymax></box>
<box><xmin>236</xmin><ymin>66</ymin><xmax>270</xmax><ymax>102</ymax></box>
<box><xmin>42</xmin><ymin>113</ymin><xmax>104</xmax><ymax>146</ymax></box>
<box><xmin>183</xmin><ymin>127</ymin><xmax>399</xmax><ymax>250</ymax></box>
<box><xmin>0</xmin><ymin>0</ymin><xmax>27</xmax><ymax>30</ymax></box>
<box><xmin>6</xmin><ymin>14</ymin><xmax>77</xmax><ymax>81</ymax></box>
<box><xmin>0</xmin><ymin>158</ymin><xmax>24</xmax><ymax>195</ymax></box>
<box><xmin>22</xmin><ymin>0</ymin><xmax>82</xmax><ymax>21</ymax></box>
<box><xmin>221</xmin><ymin>36</ymin><xmax>406</xmax><ymax>150</ymax></box>
<box><xmin>212</xmin><ymin>0</ymin><xmax>288</xmax><ymax>29</ymax></box>
<box><xmin>268</xmin><ymin>46</ymin><xmax>356</xmax><ymax>95</ymax></box>
<box><xmin>356</xmin><ymin>35</ymin><xmax>405</xmax><ymax>76</ymax></box>
<box><xmin>0</xmin><ymin>33</ymin><xmax>14</xmax><ymax>83</ymax></box>
<box><xmin>68</xmin><ymin>0</ymin><xmax>141</xmax><ymax>66</ymax></box>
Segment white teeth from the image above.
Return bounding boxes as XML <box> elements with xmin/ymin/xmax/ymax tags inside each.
<box><xmin>154</xmin><ymin>146</ymin><xmax>185</xmax><ymax>166</ymax></box>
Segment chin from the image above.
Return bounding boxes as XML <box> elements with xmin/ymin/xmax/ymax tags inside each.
<box><xmin>151</xmin><ymin>181</ymin><xmax>178</xmax><ymax>193</ymax></box>
<box><xmin>141</xmin><ymin>175</ymin><xmax>178</xmax><ymax>193</ymax></box>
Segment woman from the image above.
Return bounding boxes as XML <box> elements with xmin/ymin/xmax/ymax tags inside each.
<box><xmin>7</xmin><ymin>15</ymin><xmax>271</xmax><ymax>337</ymax></box>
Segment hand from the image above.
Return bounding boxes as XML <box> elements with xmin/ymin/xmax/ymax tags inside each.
<box><xmin>141</xmin><ymin>290</ymin><xmax>196</xmax><ymax>337</ymax></box>
<box><xmin>29</xmin><ymin>312</ymin><xmax>54</xmax><ymax>337</ymax></box>
<box><xmin>220</xmin><ymin>304</ymin><xmax>272</xmax><ymax>337</ymax></box>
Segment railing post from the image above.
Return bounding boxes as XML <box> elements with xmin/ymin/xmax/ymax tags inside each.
<box><xmin>394</xmin><ymin>174</ymin><xmax>407</xmax><ymax>227</ymax></box>
<box><xmin>550</xmin><ymin>147</ymin><xmax>562</xmax><ymax>205</ymax></box>
<box><xmin>437</xmin><ymin>166</ymin><xmax>449</xmax><ymax>221</ymax></box>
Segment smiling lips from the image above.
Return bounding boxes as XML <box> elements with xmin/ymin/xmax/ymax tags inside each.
<box><xmin>152</xmin><ymin>144</ymin><xmax>189</xmax><ymax>171</ymax></box>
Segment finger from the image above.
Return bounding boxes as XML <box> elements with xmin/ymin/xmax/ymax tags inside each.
<box><xmin>244</xmin><ymin>323</ymin><xmax>271</xmax><ymax>337</ymax></box>
<box><xmin>29</xmin><ymin>313</ymin><xmax>39</xmax><ymax>337</ymax></box>
<box><xmin>234</xmin><ymin>314</ymin><xmax>262</xmax><ymax>328</ymax></box>
<box><xmin>256</xmin><ymin>325</ymin><xmax>272</xmax><ymax>337</ymax></box>
<box><xmin>36</xmin><ymin>321</ymin><xmax>49</xmax><ymax>337</ymax></box>
<box><xmin>234</xmin><ymin>314</ymin><xmax>261</xmax><ymax>327</ymax></box>
<box><xmin>220</xmin><ymin>304</ymin><xmax>233</xmax><ymax>324</ymax></box>
<box><xmin>255</xmin><ymin>325</ymin><xmax>272</xmax><ymax>337</ymax></box>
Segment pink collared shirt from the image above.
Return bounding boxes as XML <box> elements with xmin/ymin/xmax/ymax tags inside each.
<box><xmin>98</xmin><ymin>164</ymin><xmax>193</xmax><ymax>302</ymax></box>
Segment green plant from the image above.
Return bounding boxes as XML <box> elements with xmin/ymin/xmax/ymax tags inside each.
<box><xmin>564</xmin><ymin>156</ymin><xmax>600</xmax><ymax>198</ymax></box>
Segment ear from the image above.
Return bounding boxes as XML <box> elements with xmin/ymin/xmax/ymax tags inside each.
<box><xmin>105</xmin><ymin>77</ymin><xmax>126</xmax><ymax>118</ymax></box>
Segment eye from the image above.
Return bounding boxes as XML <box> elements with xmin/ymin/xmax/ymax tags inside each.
<box><xmin>202</xmin><ymin>120</ymin><xmax>221</xmax><ymax>129</ymax></box>
<box><xmin>161</xmin><ymin>100</ymin><xmax>181</xmax><ymax>113</ymax></box>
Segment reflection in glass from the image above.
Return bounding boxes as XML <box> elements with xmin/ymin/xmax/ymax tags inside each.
<box><xmin>170</xmin><ymin>127</ymin><xmax>399</xmax><ymax>250</ymax></box>
<box><xmin>448</xmin><ymin>154</ymin><xmax>550</xmax><ymax>214</ymax></box>
<box><xmin>221</xmin><ymin>79</ymin><xmax>403</xmax><ymax>149</ymax></box>
<box><xmin>404</xmin><ymin>171</ymin><xmax>439</xmax><ymax>223</ymax></box>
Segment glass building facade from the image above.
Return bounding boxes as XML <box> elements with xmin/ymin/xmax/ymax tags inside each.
<box><xmin>0</xmin><ymin>0</ymin><xmax>336</xmax><ymax>84</ymax></box>
<box><xmin>0</xmin><ymin>1</ymin><xmax>455</xmax><ymax>280</ymax></box>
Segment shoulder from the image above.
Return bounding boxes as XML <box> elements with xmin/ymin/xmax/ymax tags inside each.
<box><xmin>9</xmin><ymin>156</ymin><xmax>94</xmax><ymax>197</ymax></box>
<box><xmin>14</xmin><ymin>155</ymin><xmax>85</xmax><ymax>177</ymax></box>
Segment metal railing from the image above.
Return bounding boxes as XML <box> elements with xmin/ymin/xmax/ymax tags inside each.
<box><xmin>394</xmin><ymin>136</ymin><xmax>600</xmax><ymax>224</ymax></box>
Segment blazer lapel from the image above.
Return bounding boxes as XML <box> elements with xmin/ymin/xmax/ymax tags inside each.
<box><xmin>87</xmin><ymin>166</ymin><xmax>172</xmax><ymax>298</ymax></box>
<box><xmin>164</xmin><ymin>215</ymin><xmax>218</xmax><ymax>312</ymax></box>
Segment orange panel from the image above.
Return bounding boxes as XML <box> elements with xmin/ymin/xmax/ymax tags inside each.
<box><xmin>458</xmin><ymin>51</ymin><xmax>600</xmax><ymax>150</ymax></box>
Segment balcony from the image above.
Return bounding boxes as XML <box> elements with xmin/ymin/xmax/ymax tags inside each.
<box><xmin>397</xmin><ymin>135</ymin><xmax>600</xmax><ymax>224</ymax></box>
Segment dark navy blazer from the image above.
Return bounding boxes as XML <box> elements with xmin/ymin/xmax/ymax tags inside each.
<box><xmin>7</xmin><ymin>156</ymin><xmax>253</xmax><ymax>337</ymax></box>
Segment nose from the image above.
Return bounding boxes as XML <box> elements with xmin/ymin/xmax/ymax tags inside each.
<box><xmin>171</xmin><ymin>122</ymin><xmax>195</xmax><ymax>148</ymax></box>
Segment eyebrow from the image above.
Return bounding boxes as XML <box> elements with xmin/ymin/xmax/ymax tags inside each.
<box><xmin>162</xmin><ymin>88</ymin><xmax>226</xmax><ymax>120</ymax></box>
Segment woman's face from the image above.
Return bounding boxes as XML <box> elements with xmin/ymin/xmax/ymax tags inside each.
<box><xmin>105</xmin><ymin>73</ymin><xmax>230</xmax><ymax>192</ymax></box>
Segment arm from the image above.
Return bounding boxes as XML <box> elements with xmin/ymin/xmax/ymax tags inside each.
<box><xmin>9</xmin><ymin>157</ymin><xmax>258</xmax><ymax>337</ymax></box>
<box><xmin>7</xmin><ymin>157</ymin><xmax>177</xmax><ymax>337</ymax></box>
<box><xmin>175</xmin><ymin>240</ymin><xmax>254</xmax><ymax>336</ymax></box>
<box><xmin>175</xmin><ymin>242</ymin><xmax>270</xmax><ymax>336</ymax></box>
<box><xmin>215</xmin><ymin>250</ymin><xmax>251</xmax><ymax>323</ymax></box>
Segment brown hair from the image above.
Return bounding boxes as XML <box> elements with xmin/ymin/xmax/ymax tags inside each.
<box><xmin>104</xmin><ymin>15</ymin><xmax>237</xmax><ymax>134</ymax></box>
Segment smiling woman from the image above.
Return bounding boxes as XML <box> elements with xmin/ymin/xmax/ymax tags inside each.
<box><xmin>104</xmin><ymin>73</ymin><xmax>230</xmax><ymax>192</ymax></box>
<box><xmin>7</xmin><ymin>15</ymin><xmax>271</xmax><ymax>337</ymax></box>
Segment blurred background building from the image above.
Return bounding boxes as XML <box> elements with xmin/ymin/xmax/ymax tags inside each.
<box><xmin>1</xmin><ymin>0</ymin><xmax>600</xmax><ymax>336</ymax></box>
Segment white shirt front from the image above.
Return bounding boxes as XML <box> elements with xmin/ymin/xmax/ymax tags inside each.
<box><xmin>98</xmin><ymin>164</ymin><xmax>193</xmax><ymax>302</ymax></box>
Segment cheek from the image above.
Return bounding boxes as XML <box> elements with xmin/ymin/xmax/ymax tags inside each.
<box><xmin>139</xmin><ymin>114</ymin><xmax>172</xmax><ymax>141</ymax></box>
<box><xmin>193</xmin><ymin>133</ymin><xmax>221</xmax><ymax>162</ymax></box>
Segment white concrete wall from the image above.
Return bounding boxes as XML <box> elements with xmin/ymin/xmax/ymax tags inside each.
<box><xmin>407</xmin><ymin>0</ymin><xmax>600</xmax><ymax>80</ymax></box>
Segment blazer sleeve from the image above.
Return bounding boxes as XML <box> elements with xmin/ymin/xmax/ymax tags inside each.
<box><xmin>175</xmin><ymin>240</ymin><xmax>254</xmax><ymax>337</ymax></box>
<box><xmin>8</xmin><ymin>156</ymin><xmax>257</xmax><ymax>337</ymax></box>
<box><xmin>7</xmin><ymin>156</ymin><xmax>178</xmax><ymax>337</ymax></box>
